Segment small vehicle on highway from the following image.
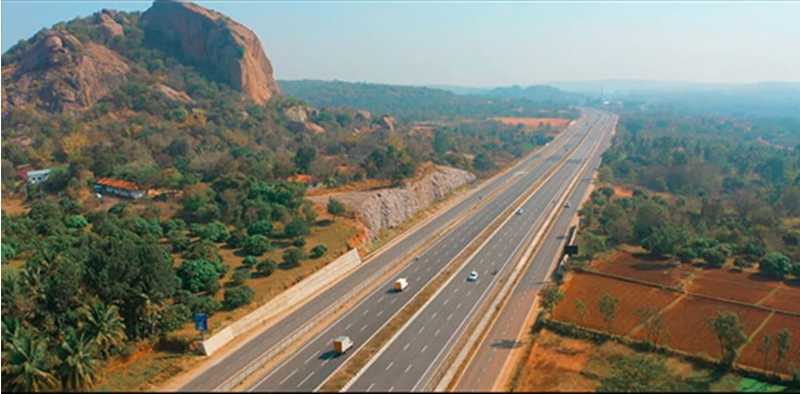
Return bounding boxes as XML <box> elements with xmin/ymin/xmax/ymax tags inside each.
<box><xmin>516</xmin><ymin>208</ymin><xmax>524</xmax><ymax>215</ymax></box>
<box><xmin>467</xmin><ymin>270</ymin><xmax>479</xmax><ymax>281</ymax></box>
<box><xmin>394</xmin><ymin>278</ymin><xmax>408</xmax><ymax>292</ymax></box>
<box><xmin>564</xmin><ymin>202</ymin><xmax>571</xmax><ymax>208</ymax></box>
<box><xmin>333</xmin><ymin>336</ymin><xmax>353</xmax><ymax>354</ymax></box>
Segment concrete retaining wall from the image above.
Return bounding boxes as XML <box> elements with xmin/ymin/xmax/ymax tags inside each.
<box><xmin>201</xmin><ymin>249</ymin><xmax>363</xmax><ymax>356</ymax></box>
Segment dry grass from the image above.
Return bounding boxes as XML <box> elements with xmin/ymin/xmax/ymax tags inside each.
<box><xmin>492</xmin><ymin>117</ymin><xmax>570</xmax><ymax>130</ymax></box>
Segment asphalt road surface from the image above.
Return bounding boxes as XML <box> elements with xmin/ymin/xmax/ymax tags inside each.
<box><xmin>344</xmin><ymin>111</ymin><xmax>615</xmax><ymax>392</ymax></box>
<box><xmin>181</xmin><ymin>110</ymin><xmax>598</xmax><ymax>391</ymax></box>
<box><xmin>245</xmin><ymin>110</ymin><xmax>605</xmax><ymax>392</ymax></box>
<box><xmin>454</xmin><ymin>113</ymin><xmax>617</xmax><ymax>392</ymax></box>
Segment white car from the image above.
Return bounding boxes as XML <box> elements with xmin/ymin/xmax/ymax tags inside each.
<box><xmin>467</xmin><ymin>270</ymin><xmax>479</xmax><ymax>281</ymax></box>
<box><xmin>516</xmin><ymin>208</ymin><xmax>524</xmax><ymax>215</ymax></box>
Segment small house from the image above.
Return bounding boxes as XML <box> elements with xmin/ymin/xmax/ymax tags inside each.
<box><xmin>94</xmin><ymin>177</ymin><xmax>146</xmax><ymax>199</ymax></box>
<box><xmin>22</xmin><ymin>168</ymin><xmax>53</xmax><ymax>185</ymax></box>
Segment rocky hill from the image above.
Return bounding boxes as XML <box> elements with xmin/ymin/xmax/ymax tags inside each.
<box><xmin>2</xmin><ymin>0</ymin><xmax>279</xmax><ymax>114</ymax></box>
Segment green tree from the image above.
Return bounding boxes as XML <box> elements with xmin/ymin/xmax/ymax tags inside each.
<box><xmin>57</xmin><ymin>331</ymin><xmax>99</xmax><ymax>392</ymax></box>
<box><xmin>310</xmin><ymin>244</ymin><xmax>327</xmax><ymax>259</ymax></box>
<box><xmin>282</xmin><ymin>247</ymin><xmax>306</xmax><ymax>268</ymax></box>
<box><xmin>598</xmin><ymin>293</ymin><xmax>619</xmax><ymax>332</ymax></box>
<box><xmin>80</xmin><ymin>302</ymin><xmax>127</xmax><ymax>359</ymax></box>
<box><xmin>2</xmin><ymin>333</ymin><xmax>58</xmax><ymax>392</ymax></box>
<box><xmin>284</xmin><ymin>218</ymin><xmax>310</xmax><ymax>238</ymax></box>
<box><xmin>702</xmin><ymin>247</ymin><xmax>727</xmax><ymax>267</ymax></box>
<box><xmin>176</xmin><ymin>259</ymin><xmax>221</xmax><ymax>294</ymax></box>
<box><xmin>642</xmin><ymin>224</ymin><xmax>688</xmax><ymax>257</ymax></box>
<box><xmin>758</xmin><ymin>334</ymin><xmax>772</xmax><ymax>372</ymax></box>
<box><xmin>760</xmin><ymin>252</ymin><xmax>792</xmax><ymax>279</ymax></box>
<box><xmin>242</xmin><ymin>235</ymin><xmax>271</xmax><ymax>256</ymax></box>
<box><xmin>775</xmin><ymin>328</ymin><xmax>791</xmax><ymax>375</ymax></box>
<box><xmin>256</xmin><ymin>259</ymin><xmax>277</xmax><ymax>277</ymax></box>
<box><xmin>709</xmin><ymin>311</ymin><xmax>747</xmax><ymax>367</ymax></box>
<box><xmin>223</xmin><ymin>285</ymin><xmax>254</xmax><ymax>310</ymax></box>
<box><xmin>293</xmin><ymin>146</ymin><xmax>317</xmax><ymax>173</ymax></box>
<box><xmin>247</xmin><ymin>220</ymin><xmax>273</xmax><ymax>237</ymax></box>
<box><xmin>539</xmin><ymin>284</ymin><xmax>565</xmax><ymax>316</ymax></box>
<box><xmin>326</xmin><ymin>198</ymin><xmax>346</xmax><ymax>220</ymax></box>
<box><xmin>473</xmin><ymin>152</ymin><xmax>494</xmax><ymax>172</ymax></box>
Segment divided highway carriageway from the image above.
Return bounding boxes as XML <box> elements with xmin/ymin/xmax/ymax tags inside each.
<box><xmin>182</xmin><ymin>109</ymin><xmax>604</xmax><ymax>392</ymax></box>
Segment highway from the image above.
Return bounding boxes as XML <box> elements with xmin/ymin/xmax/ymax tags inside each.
<box><xmin>344</xmin><ymin>111</ymin><xmax>615</xmax><ymax>392</ymax></box>
<box><xmin>246</xmin><ymin>110</ymin><xmax>604</xmax><ymax>391</ymax></box>
<box><xmin>181</xmin><ymin>110</ymin><xmax>596</xmax><ymax>391</ymax></box>
<box><xmin>454</xmin><ymin>112</ymin><xmax>617</xmax><ymax>391</ymax></box>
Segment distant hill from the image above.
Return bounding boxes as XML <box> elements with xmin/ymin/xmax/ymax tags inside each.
<box><xmin>279</xmin><ymin>79</ymin><xmax>579</xmax><ymax>121</ymax></box>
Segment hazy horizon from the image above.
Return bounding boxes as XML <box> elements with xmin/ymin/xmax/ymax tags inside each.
<box><xmin>3</xmin><ymin>1</ymin><xmax>799</xmax><ymax>86</ymax></box>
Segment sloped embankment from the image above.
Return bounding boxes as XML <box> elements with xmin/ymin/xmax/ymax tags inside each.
<box><xmin>309</xmin><ymin>165</ymin><xmax>476</xmax><ymax>240</ymax></box>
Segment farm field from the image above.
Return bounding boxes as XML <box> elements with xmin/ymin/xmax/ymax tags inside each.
<box><xmin>550</xmin><ymin>249</ymin><xmax>800</xmax><ymax>377</ymax></box>
<box><xmin>552</xmin><ymin>272</ymin><xmax>680</xmax><ymax>335</ymax></box>
<box><xmin>512</xmin><ymin>329</ymin><xmax>768</xmax><ymax>392</ymax></box>
<box><xmin>738</xmin><ymin>313</ymin><xmax>800</xmax><ymax>376</ymax></box>
<box><xmin>655</xmin><ymin>296</ymin><xmax>771</xmax><ymax>359</ymax></box>
<box><xmin>491</xmin><ymin>117</ymin><xmax>570</xmax><ymax>130</ymax></box>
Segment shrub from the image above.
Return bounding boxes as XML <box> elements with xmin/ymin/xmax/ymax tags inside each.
<box><xmin>292</xmin><ymin>237</ymin><xmax>306</xmax><ymax>247</ymax></box>
<box><xmin>223</xmin><ymin>286</ymin><xmax>254</xmax><ymax>310</ymax></box>
<box><xmin>242</xmin><ymin>255</ymin><xmax>258</xmax><ymax>268</ymax></box>
<box><xmin>242</xmin><ymin>234</ymin><xmax>271</xmax><ymax>256</ymax></box>
<box><xmin>310</xmin><ymin>244</ymin><xmax>327</xmax><ymax>259</ymax></box>
<box><xmin>247</xmin><ymin>220</ymin><xmax>273</xmax><ymax>236</ymax></box>
<box><xmin>256</xmin><ymin>259</ymin><xmax>277</xmax><ymax>277</ymax></box>
<box><xmin>283</xmin><ymin>247</ymin><xmax>306</xmax><ymax>267</ymax></box>
<box><xmin>64</xmin><ymin>214</ymin><xmax>88</xmax><ymax>229</ymax></box>
<box><xmin>702</xmin><ymin>247</ymin><xmax>726</xmax><ymax>267</ymax></box>
<box><xmin>284</xmin><ymin>218</ymin><xmax>310</xmax><ymax>238</ymax></box>
<box><xmin>177</xmin><ymin>259</ymin><xmax>221</xmax><ymax>294</ymax></box>
<box><xmin>231</xmin><ymin>268</ymin><xmax>251</xmax><ymax>286</ymax></box>
<box><xmin>227</xmin><ymin>228</ymin><xmax>246</xmax><ymax>248</ymax></box>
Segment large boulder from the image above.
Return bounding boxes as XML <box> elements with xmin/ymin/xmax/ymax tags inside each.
<box><xmin>3</xmin><ymin>30</ymin><xmax>129</xmax><ymax>113</ymax></box>
<box><xmin>141</xmin><ymin>0</ymin><xmax>281</xmax><ymax>104</ymax></box>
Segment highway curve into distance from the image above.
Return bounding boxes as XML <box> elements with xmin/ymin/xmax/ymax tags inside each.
<box><xmin>182</xmin><ymin>109</ymin><xmax>608</xmax><ymax>392</ymax></box>
<box><xmin>343</xmin><ymin>111</ymin><xmax>616</xmax><ymax>392</ymax></box>
<box><xmin>453</xmin><ymin>114</ymin><xmax>617</xmax><ymax>392</ymax></box>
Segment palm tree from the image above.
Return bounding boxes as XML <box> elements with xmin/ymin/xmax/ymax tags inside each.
<box><xmin>57</xmin><ymin>330</ymin><xmax>99</xmax><ymax>392</ymax></box>
<box><xmin>80</xmin><ymin>302</ymin><xmax>127</xmax><ymax>358</ymax></box>
<box><xmin>2</xmin><ymin>333</ymin><xmax>58</xmax><ymax>392</ymax></box>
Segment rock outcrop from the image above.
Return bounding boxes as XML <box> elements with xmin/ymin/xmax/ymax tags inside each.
<box><xmin>283</xmin><ymin>104</ymin><xmax>325</xmax><ymax>133</ymax></box>
<box><xmin>310</xmin><ymin>165</ymin><xmax>476</xmax><ymax>240</ymax></box>
<box><xmin>141</xmin><ymin>0</ymin><xmax>280</xmax><ymax>104</ymax></box>
<box><xmin>3</xmin><ymin>30</ymin><xmax>129</xmax><ymax>113</ymax></box>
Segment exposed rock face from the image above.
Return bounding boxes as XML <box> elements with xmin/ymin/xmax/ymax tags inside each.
<box><xmin>141</xmin><ymin>0</ymin><xmax>281</xmax><ymax>104</ymax></box>
<box><xmin>377</xmin><ymin>114</ymin><xmax>397</xmax><ymax>131</ymax></box>
<box><xmin>309</xmin><ymin>166</ymin><xmax>476</xmax><ymax>240</ymax></box>
<box><xmin>3</xmin><ymin>30</ymin><xmax>129</xmax><ymax>113</ymax></box>
<box><xmin>284</xmin><ymin>105</ymin><xmax>324</xmax><ymax>133</ymax></box>
<box><xmin>95</xmin><ymin>10</ymin><xmax>124</xmax><ymax>38</ymax></box>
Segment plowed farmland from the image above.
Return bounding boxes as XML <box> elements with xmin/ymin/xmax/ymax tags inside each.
<box><xmin>688</xmin><ymin>269</ymin><xmax>779</xmax><ymax>305</ymax></box>
<box><xmin>552</xmin><ymin>272</ymin><xmax>679</xmax><ymax>335</ymax></box>
<box><xmin>760</xmin><ymin>287</ymin><xmax>800</xmax><ymax>314</ymax></box>
<box><xmin>656</xmin><ymin>296</ymin><xmax>771</xmax><ymax>359</ymax></box>
<box><xmin>739</xmin><ymin>313</ymin><xmax>800</xmax><ymax>375</ymax></box>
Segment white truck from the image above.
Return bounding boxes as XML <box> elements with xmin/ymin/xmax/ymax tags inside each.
<box><xmin>394</xmin><ymin>278</ymin><xmax>408</xmax><ymax>292</ymax></box>
<box><xmin>333</xmin><ymin>336</ymin><xmax>353</xmax><ymax>354</ymax></box>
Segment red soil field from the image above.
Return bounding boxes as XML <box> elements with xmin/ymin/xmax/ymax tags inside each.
<box><xmin>492</xmin><ymin>117</ymin><xmax>570</xmax><ymax>129</ymax></box>
<box><xmin>688</xmin><ymin>269</ymin><xmax>779</xmax><ymax>305</ymax></box>
<box><xmin>591</xmin><ymin>251</ymin><xmax>688</xmax><ymax>287</ymax></box>
<box><xmin>739</xmin><ymin>313</ymin><xmax>800</xmax><ymax>375</ymax></box>
<box><xmin>553</xmin><ymin>272</ymin><xmax>679</xmax><ymax>336</ymax></box>
<box><xmin>760</xmin><ymin>287</ymin><xmax>800</xmax><ymax>314</ymax></box>
<box><xmin>657</xmin><ymin>296</ymin><xmax>771</xmax><ymax>359</ymax></box>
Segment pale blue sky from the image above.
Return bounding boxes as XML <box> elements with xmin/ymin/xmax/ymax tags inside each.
<box><xmin>2</xmin><ymin>1</ymin><xmax>799</xmax><ymax>86</ymax></box>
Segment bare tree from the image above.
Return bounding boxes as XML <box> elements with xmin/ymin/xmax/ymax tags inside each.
<box><xmin>575</xmin><ymin>299</ymin><xmax>587</xmax><ymax>326</ymax></box>
<box><xmin>598</xmin><ymin>293</ymin><xmax>619</xmax><ymax>332</ymax></box>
